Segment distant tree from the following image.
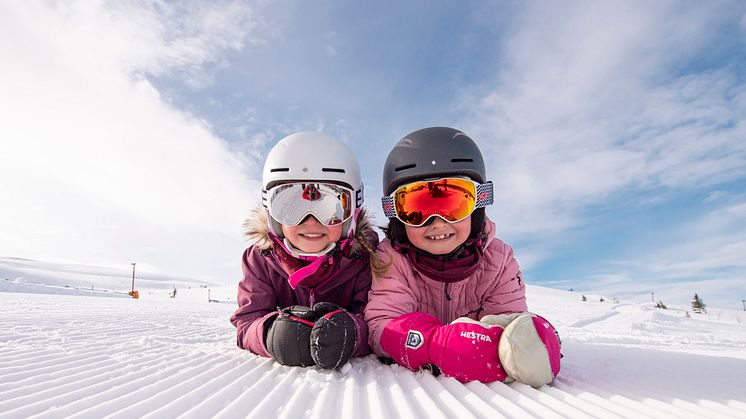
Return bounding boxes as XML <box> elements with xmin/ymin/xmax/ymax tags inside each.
<box><xmin>692</xmin><ymin>293</ymin><xmax>706</xmax><ymax>314</ymax></box>
<box><xmin>655</xmin><ymin>300</ymin><xmax>667</xmax><ymax>309</ymax></box>
<box><xmin>582</xmin><ymin>295</ymin><xmax>587</xmax><ymax>302</ymax></box>
<box><xmin>599</xmin><ymin>297</ymin><xmax>605</xmax><ymax>302</ymax></box>
<box><xmin>613</xmin><ymin>297</ymin><xmax>620</xmax><ymax>303</ymax></box>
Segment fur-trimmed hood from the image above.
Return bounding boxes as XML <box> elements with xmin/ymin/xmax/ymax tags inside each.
<box><xmin>242</xmin><ymin>205</ymin><xmax>379</xmax><ymax>256</ymax></box>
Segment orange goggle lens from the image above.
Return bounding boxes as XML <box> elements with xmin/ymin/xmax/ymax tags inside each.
<box><xmin>383</xmin><ymin>178</ymin><xmax>489</xmax><ymax>227</ymax></box>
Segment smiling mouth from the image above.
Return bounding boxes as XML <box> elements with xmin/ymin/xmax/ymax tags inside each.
<box><xmin>299</xmin><ymin>233</ymin><xmax>326</xmax><ymax>239</ymax></box>
<box><xmin>425</xmin><ymin>233</ymin><xmax>454</xmax><ymax>241</ymax></box>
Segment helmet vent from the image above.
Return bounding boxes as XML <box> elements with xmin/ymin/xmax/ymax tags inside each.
<box><xmin>451</xmin><ymin>158</ymin><xmax>473</xmax><ymax>163</ymax></box>
<box><xmin>322</xmin><ymin>168</ymin><xmax>346</xmax><ymax>173</ymax></box>
<box><xmin>395</xmin><ymin>164</ymin><xmax>416</xmax><ymax>172</ymax></box>
<box><xmin>270</xmin><ymin>168</ymin><xmax>290</xmax><ymax>172</ymax></box>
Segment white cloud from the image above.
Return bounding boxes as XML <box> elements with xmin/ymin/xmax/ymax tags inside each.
<box><xmin>0</xmin><ymin>1</ymin><xmax>263</xmax><ymax>281</ymax></box>
<box><xmin>457</xmin><ymin>2</ymin><xmax>745</xmax><ymax>307</ymax></box>
<box><xmin>463</xmin><ymin>1</ymin><xmax>745</xmax><ymax>239</ymax></box>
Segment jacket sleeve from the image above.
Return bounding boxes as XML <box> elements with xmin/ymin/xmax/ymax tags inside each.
<box><xmin>349</xmin><ymin>264</ymin><xmax>373</xmax><ymax>357</ymax></box>
<box><xmin>364</xmin><ymin>247</ymin><xmax>421</xmax><ymax>357</ymax></box>
<box><xmin>229</xmin><ymin>247</ymin><xmax>279</xmax><ymax>357</ymax></box>
<box><xmin>346</xmin><ymin>225</ymin><xmax>379</xmax><ymax>357</ymax></box>
<box><xmin>481</xmin><ymin>242</ymin><xmax>528</xmax><ymax>315</ymax></box>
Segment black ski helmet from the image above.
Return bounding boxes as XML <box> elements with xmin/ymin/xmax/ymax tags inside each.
<box><xmin>382</xmin><ymin>127</ymin><xmax>487</xmax><ymax>195</ymax></box>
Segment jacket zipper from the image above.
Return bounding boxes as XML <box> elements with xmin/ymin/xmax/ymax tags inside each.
<box><xmin>443</xmin><ymin>283</ymin><xmax>452</xmax><ymax>323</ymax></box>
<box><xmin>308</xmin><ymin>288</ymin><xmax>316</xmax><ymax>306</ymax></box>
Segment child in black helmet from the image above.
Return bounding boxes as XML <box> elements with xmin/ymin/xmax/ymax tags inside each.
<box><xmin>365</xmin><ymin>127</ymin><xmax>562</xmax><ymax>386</ymax></box>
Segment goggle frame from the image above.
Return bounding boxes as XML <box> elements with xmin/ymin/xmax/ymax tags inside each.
<box><xmin>381</xmin><ymin>177</ymin><xmax>494</xmax><ymax>227</ymax></box>
<box><xmin>264</xmin><ymin>181</ymin><xmax>355</xmax><ymax>227</ymax></box>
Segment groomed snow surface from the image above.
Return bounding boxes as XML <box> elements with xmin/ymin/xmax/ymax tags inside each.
<box><xmin>2</xmin><ymin>275</ymin><xmax>746</xmax><ymax>418</ymax></box>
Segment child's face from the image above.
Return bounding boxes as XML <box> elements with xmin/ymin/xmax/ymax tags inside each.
<box><xmin>404</xmin><ymin>215</ymin><xmax>471</xmax><ymax>255</ymax></box>
<box><xmin>282</xmin><ymin>216</ymin><xmax>343</xmax><ymax>254</ymax></box>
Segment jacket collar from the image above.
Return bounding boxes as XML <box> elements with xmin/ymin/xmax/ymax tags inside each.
<box><xmin>243</xmin><ymin>204</ymin><xmax>378</xmax><ymax>289</ymax></box>
<box><xmin>393</xmin><ymin>218</ymin><xmax>496</xmax><ymax>283</ymax></box>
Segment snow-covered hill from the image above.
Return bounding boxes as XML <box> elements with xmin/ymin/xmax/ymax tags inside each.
<box><xmin>0</xmin><ymin>257</ymin><xmax>218</xmax><ymax>298</ymax></box>
<box><xmin>1</xmin><ymin>267</ymin><xmax>746</xmax><ymax>418</ymax></box>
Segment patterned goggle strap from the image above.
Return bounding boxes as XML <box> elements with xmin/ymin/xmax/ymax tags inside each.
<box><xmin>381</xmin><ymin>195</ymin><xmax>396</xmax><ymax>218</ymax></box>
<box><xmin>475</xmin><ymin>181</ymin><xmax>494</xmax><ymax>208</ymax></box>
<box><xmin>261</xmin><ymin>189</ymin><xmax>269</xmax><ymax>208</ymax></box>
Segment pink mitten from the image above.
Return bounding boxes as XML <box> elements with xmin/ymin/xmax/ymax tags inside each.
<box><xmin>482</xmin><ymin>313</ymin><xmax>561</xmax><ymax>387</ymax></box>
<box><xmin>381</xmin><ymin>312</ymin><xmax>507</xmax><ymax>383</ymax></box>
<box><xmin>430</xmin><ymin>317</ymin><xmax>507</xmax><ymax>383</ymax></box>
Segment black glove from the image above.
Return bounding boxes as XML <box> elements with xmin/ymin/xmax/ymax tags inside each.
<box><xmin>265</xmin><ymin>305</ymin><xmax>317</xmax><ymax>367</ymax></box>
<box><xmin>265</xmin><ymin>303</ymin><xmax>359</xmax><ymax>369</ymax></box>
<box><xmin>310</xmin><ymin>302</ymin><xmax>358</xmax><ymax>369</ymax></box>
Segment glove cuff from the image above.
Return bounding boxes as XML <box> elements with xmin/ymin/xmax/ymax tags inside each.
<box><xmin>498</xmin><ymin>313</ymin><xmax>561</xmax><ymax>387</ymax></box>
<box><xmin>381</xmin><ymin>312</ymin><xmax>440</xmax><ymax>370</ymax></box>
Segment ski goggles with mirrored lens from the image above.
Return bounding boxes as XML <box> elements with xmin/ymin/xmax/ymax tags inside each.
<box><xmin>381</xmin><ymin>177</ymin><xmax>493</xmax><ymax>227</ymax></box>
<box><xmin>265</xmin><ymin>182</ymin><xmax>354</xmax><ymax>226</ymax></box>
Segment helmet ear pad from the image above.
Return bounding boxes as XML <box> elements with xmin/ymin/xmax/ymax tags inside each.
<box><xmin>383</xmin><ymin>217</ymin><xmax>407</xmax><ymax>244</ymax></box>
<box><xmin>267</xmin><ymin>212</ymin><xmax>285</xmax><ymax>239</ymax></box>
<box><xmin>469</xmin><ymin>208</ymin><xmax>485</xmax><ymax>239</ymax></box>
<box><xmin>340</xmin><ymin>216</ymin><xmax>356</xmax><ymax>240</ymax></box>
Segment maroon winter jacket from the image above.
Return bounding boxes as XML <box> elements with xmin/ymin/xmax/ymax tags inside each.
<box><xmin>230</xmin><ymin>207</ymin><xmax>377</xmax><ymax>358</ymax></box>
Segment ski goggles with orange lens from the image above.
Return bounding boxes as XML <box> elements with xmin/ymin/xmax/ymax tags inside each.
<box><xmin>264</xmin><ymin>182</ymin><xmax>354</xmax><ymax>226</ymax></box>
<box><xmin>381</xmin><ymin>177</ymin><xmax>493</xmax><ymax>227</ymax></box>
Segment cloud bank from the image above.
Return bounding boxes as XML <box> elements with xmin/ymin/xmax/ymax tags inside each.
<box><xmin>0</xmin><ymin>1</ymin><xmax>263</xmax><ymax>281</ymax></box>
<box><xmin>467</xmin><ymin>1</ymin><xmax>745</xmax><ymax>237</ymax></box>
<box><xmin>459</xmin><ymin>1</ymin><xmax>746</xmax><ymax>307</ymax></box>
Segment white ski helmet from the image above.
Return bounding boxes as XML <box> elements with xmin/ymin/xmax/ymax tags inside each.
<box><xmin>262</xmin><ymin>132</ymin><xmax>364</xmax><ymax>240</ymax></box>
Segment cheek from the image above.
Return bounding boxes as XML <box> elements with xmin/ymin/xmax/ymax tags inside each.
<box><xmin>404</xmin><ymin>225</ymin><xmax>423</xmax><ymax>243</ymax></box>
<box><xmin>281</xmin><ymin>224</ymin><xmax>296</xmax><ymax>238</ymax></box>
<box><xmin>454</xmin><ymin>216</ymin><xmax>472</xmax><ymax>237</ymax></box>
<box><xmin>455</xmin><ymin>222</ymin><xmax>472</xmax><ymax>237</ymax></box>
<box><xmin>326</xmin><ymin>225</ymin><xmax>343</xmax><ymax>241</ymax></box>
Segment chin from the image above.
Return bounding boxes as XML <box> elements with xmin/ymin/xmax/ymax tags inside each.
<box><xmin>421</xmin><ymin>244</ymin><xmax>458</xmax><ymax>255</ymax></box>
<box><xmin>300</xmin><ymin>242</ymin><xmax>331</xmax><ymax>254</ymax></box>
<box><xmin>415</xmin><ymin>235</ymin><xmax>468</xmax><ymax>255</ymax></box>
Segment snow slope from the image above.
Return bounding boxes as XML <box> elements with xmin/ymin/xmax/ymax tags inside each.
<box><xmin>1</xmin><ymin>281</ymin><xmax>746</xmax><ymax>418</ymax></box>
<box><xmin>0</xmin><ymin>257</ymin><xmax>217</xmax><ymax>294</ymax></box>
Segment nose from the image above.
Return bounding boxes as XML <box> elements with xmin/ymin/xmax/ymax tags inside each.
<box><xmin>300</xmin><ymin>215</ymin><xmax>323</xmax><ymax>226</ymax></box>
<box><xmin>428</xmin><ymin>216</ymin><xmax>449</xmax><ymax>227</ymax></box>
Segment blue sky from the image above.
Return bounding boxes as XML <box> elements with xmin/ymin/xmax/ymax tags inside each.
<box><xmin>1</xmin><ymin>1</ymin><xmax>745</xmax><ymax>309</ymax></box>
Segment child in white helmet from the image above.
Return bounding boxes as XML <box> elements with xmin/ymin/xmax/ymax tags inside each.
<box><xmin>230</xmin><ymin>132</ymin><xmax>379</xmax><ymax>369</ymax></box>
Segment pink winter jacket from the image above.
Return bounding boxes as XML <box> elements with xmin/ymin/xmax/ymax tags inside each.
<box><xmin>365</xmin><ymin>218</ymin><xmax>528</xmax><ymax>357</ymax></box>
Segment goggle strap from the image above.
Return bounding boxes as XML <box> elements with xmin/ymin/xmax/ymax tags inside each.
<box><xmin>381</xmin><ymin>196</ymin><xmax>396</xmax><ymax>218</ymax></box>
<box><xmin>475</xmin><ymin>181</ymin><xmax>494</xmax><ymax>208</ymax></box>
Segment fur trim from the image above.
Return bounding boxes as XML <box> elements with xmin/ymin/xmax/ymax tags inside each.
<box><xmin>242</xmin><ymin>205</ymin><xmax>378</xmax><ymax>254</ymax></box>
<box><xmin>352</xmin><ymin>207</ymin><xmax>379</xmax><ymax>257</ymax></box>
<box><xmin>242</xmin><ymin>206</ymin><xmax>273</xmax><ymax>251</ymax></box>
